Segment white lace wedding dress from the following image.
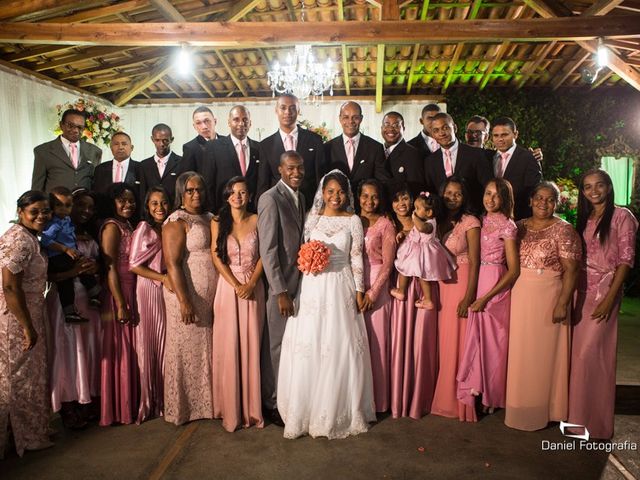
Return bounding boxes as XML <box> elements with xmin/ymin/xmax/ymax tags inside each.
<box><xmin>277</xmin><ymin>214</ymin><xmax>376</xmax><ymax>439</ymax></box>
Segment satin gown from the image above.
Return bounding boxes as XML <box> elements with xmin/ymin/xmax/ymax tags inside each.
<box><xmin>212</xmin><ymin>228</ymin><xmax>265</xmax><ymax>432</ymax></box>
<box><xmin>568</xmin><ymin>207</ymin><xmax>637</xmax><ymax>439</ymax></box>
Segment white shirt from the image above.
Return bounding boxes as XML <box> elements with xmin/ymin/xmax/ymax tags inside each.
<box><xmin>385</xmin><ymin>139</ymin><xmax>402</xmax><ymax>156</ymax></box>
<box><xmin>60</xmin><ymin>136</ymin><xmax>80</xmax><ymax>159</ymax></box>
<box><xmin>420</xmin><ymin>131</ymin><xmax>440</xmax><ymax>152</ymax></box>
<box><xmin>342</xmin><ymin>132</ymin><xmax>361</xmax><ymax>152</ymax></box>
<box><xmin>154</xmin><ymin>152</ymin><xmax>171</xmax><ymax>176</ymax></box>
<box><xmin>494</xmin><ymin>143</ymin><xmax>517</xmax><ymax>176</ymax></box>
<box><xmin>441</xmin><ymin>139</ymin><xmax>460</xmax><ymax>172</ymax></box>
<box><xmin>279</xmin><ymin>179</ymin><xmax>299</xmax><ymax>209</ymax></box>
<box><xmin>279</xmin><ymin>127</ymin><xmax>299</xmax><ymax>150</ymax></box>
<box><xmin>112</xmin><ymin>158</ymin><xmax>130</xmax><ymax>182</ymax></box>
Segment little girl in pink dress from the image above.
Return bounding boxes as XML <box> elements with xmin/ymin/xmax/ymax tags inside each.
<box><xmin>391</xmin><ymin>193</ymin><xmax>456</xmax><ymax>309</ymax></box>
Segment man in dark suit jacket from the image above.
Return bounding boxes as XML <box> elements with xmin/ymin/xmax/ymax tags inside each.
<box><xmin>181</xmin><ymin>106</ymin><xmax>218</xmax><ymax>172</ymax></box>
<box><xmin>424</xmin><ymin>113</ymin><xmax>492</xmax><ymax>214</ymax></box>
<box><xmin>407</xmin><ymin>103</ymin><xmax>442</xmax><ymax>157</ymax></box>
<box><xmin>324</xmin><ymin>101</ymin><xmax>389</xmax><ymax>196</ymax></box>
<box><xmin>257</xmin><ymin>151</ymin><xmax>305</xmax><ymax>425</ymax></box>
<box><xmin>201</xmin><ymin>105</ymin><xmax>260</xmax><ymax>213</ymax></box>
<box><xmin>257</xmin><ymin>93</ymin><xmax>325</xmax><ymax>210</ymax></box>
<box><xmin>380</xmin><ymin>111</ymin><xmax>425</xmax><ymax>199</ymax></box>
<box><xmin>32</xmin><ymin>108</ymin><xmax>102</xmax><ymax>192</ymax></box>
<box><xmin>139</xmin><ymin>124</ymin><xmax>185</xmax><ymax>205</ymax></box>
<box><xmin>491</xmin><ymin>117</ymin><xmax>542</xmax><ymax>220</ymax></box>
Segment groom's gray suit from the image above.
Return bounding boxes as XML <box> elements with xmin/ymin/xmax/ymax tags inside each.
<box><xmin>258</xmin><ymin>180</ymin><xmax>305</xmax><ymax>409</ymax></box>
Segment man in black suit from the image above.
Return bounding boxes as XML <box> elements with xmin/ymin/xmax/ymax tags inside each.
<box><xmin>201</xmin><ymin>105</ymin><xmax>260</xmax><ymax>213</ymax></box>
<box><xmin>380</xmin><ymin>111</ymin><xmax>425</xmax><ymax>199</ymax></box>
<box><xmin>425</xmin><ymin>113</ymin><xmax>492</xmax><ymax>213</ymax></box>
<box><xmin>257</xmin><ymin>93</ymin><xmax>325</xmax><ymax>210</ymax></box>
<box><xmin>92</xmin><ymin>131</ymin><xmax>141</xmax><ymax>216</ymax></box>
<box><xmin>32</xmin><ymin>108</ymin><xmax>102</xmax><ymax>192</ymax></box>
<box><xmin>407</xmin><ymin>103</ymin><xmax>442</xmax><ymax>157</ymax></box>
<box><xmin>324</xmin><ymin>101</ymin><xmax>389</xmax><ymax>196</ymax></box>
<box><xmin>491</xmin><ymin>117</ymin><xmax>542</xmax><ymax>220</ymax></box>
<box><xmin>139</xmin><ymin>124</ymin><xmax>184</xmax><ymax>205</ymax></box>
<box><xmin>181</xmin><ymin>106</ymin><xmax>217</xmax><ymax>172</ymax></box>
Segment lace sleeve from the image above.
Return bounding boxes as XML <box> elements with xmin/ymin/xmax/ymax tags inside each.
<box><xmin>349</xmin><ymin>215</ymin><xmax>365</xmax><ymax>292</ymax></box>
<box><xmin>615</xmin><ymin>208</ymin><xmax>639</xmax><ymax>267</ymax></box>
<box><xmin>0</xmin><ymin>226</ymin><xmax>35</xmax><ymax>274</ymax></box>
<box><xmin>557</xmin><ymin>221</ymin><xmax>582</xmax><ymax>261</ymax></box>
<box><xmin>367</xmin><ymin>218</ymin><xmax>397</xmax><ymax>302</ymax></box>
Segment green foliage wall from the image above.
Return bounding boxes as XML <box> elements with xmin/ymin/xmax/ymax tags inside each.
<box><xmin>445</xmin><ymin>87</ymin><xmax>640</xmax><ymax>182</ymax></box>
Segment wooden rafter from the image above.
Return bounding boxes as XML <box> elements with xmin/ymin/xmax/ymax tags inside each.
<box><xmin>220</xmin><ymin>0</ymin><xmax>261</xmax><ymax>22</ymax></box>
<box><xmin>160</xmin><ymin>76</ymin><xmax>183</xmax><ymax>97</ymax></box>
<box><xmin>113</xmin><ymin>57</ymin><xmax>173</xmax><ymax>106</ymax></box>
<box><xmin>375</xmin><ymin>44</ymin><xmax>385</xmax><ymax>113</ymax></box>
<box><xmin>551</xmin><ymin>49</ymin><xmax>590</xmax><ymax>89</ymax></box>
<box><xmin>43</xmin><ymin>0</ymin><xmax>148</xmax><ymax>23</ymax></box>
<box><xmin>192</xmin><ymin>71</ymin><xmax>215</xmax><ymax>98</ymax></box>
<box><xmin>590</xmin><ymin>69</ymin><xmax>614</xmax><ymax>88</ymax></box>
<box><xmin>442</xmin><ymin>43</ymin><xmax>464</xmax><ymax>92</ymax></box>
<box><xmin>3</xmin><ymin>45</ymin><xmax>73</xmax><ymax>62</ymax></box>
<box><xmin>33</xmin><ymin>46</ymin><xmax>125</xmax><ymax>72</ymax></box>
<box><xmin>215</xmin><ymin>50</ymin><xmax>248</xmax><ymax>97</ymax></box>
<box><xmin>284</xmin><ymin>0</ymin><xmax>296</xmax><ymax>21</ymax></box>
<box><xmin>57</xmin><ymin>48</ymin><xmax>169</xmax><ymax>80</ymax></box>
<box><xmin>337</xmin><ymin>0</ymin><xmax>350</xmax><ymax>96</ymax></box>
<box><xmin>0</xmin><ymin>0</ymin><xmax>80</xmax><ymax>21</ymax></box>
<box><xmin>582</xmin><ymin>0</ymin><xmax>623</xmax><ymax>17</ymax></box>
<box><xmin>516</xmin><ymin>41</ymin><xmax>557</xmax><ymax>88</ymax></box>
<box><xmin>150</xmin><ymin>0</ymin><xmax>185</xmax><ymax>22</ymax></box>
<box><xmin>479</xmin><ymin>41</ymin><xmax>512</xmax><ymax>89</ymax></box>
<box><xmin>382</xmin><ymin>0</ymin><xmax>401</xmax><ymax>20</ymax></box>
<box><xmin>405</xmin><ymin>43</ymin><xmax>421</xmax><ymax>94</ymax></box>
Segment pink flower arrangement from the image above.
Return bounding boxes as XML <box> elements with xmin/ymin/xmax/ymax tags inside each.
<box><xmin>297</xmin><ymin>240</ymin><xmax>331</xmax><ymax>275</ymax></box>
<box><xmin>54</xmin><ymin>98</ymin><xmax>123</xmax><ymax>147</ymax></box>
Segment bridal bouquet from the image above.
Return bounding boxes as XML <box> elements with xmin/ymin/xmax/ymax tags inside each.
<box><xmin>297</xmin><ymin>240</ymin><xmax>331</xmax><ymax>275</ymax></box>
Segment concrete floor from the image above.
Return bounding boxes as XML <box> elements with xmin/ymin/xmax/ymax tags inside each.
<box><xmin>3</xmin><ymin>300</ymin><xmax>639</xmax><ymax>480</ymax></box>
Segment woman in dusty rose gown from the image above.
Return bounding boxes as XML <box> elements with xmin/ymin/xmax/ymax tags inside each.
<box><xmin>48</xmin><ymin>189</ymin><xmax>102</xmax><ymax>429</ymax></box>
<box><xmin>99</xmin><ymin>184</ymin><xmax>139</xmax><ymax>426</ymax></box>
<box><xmin>457</xmin><ymin>179</ymin><xmax>519</xmax><ymax>413</ymax></box>
<box><xmin>431</xmin><ymin>177</ymin><xmax>480</xmax><ymax>422</ymax></box>
<box><xmin>505</xmin><ymin>181</ymin><xmax>581</xmax><ymax>431</ymax></box>
<box><xmin>389</xmin><ymin>187</ymin><xmax>439</xmax><ymax>419</ymax></box>
<box><xmin>0</xmin><ymin>191</ymin><xmax>53</xmax><ymax>458</ymax></box>
<box><xmin>568</xmin><ymin>169</ymin><xmax>638</xmax><ymax>439</ymax></box>
<box><xmin>211</xmin><ymin>177</ymin><xmax>265</xmax><ymax>432</ymax></box>
<box><xmin>129</xmin><ymin>186</ymin><xmax>173</xmax><ymax>423</ymax></box>
<box><xmin>163</xmin><ymin>172</ymin><xmax>217</xmax><ymax>425</ymax></box>
<box><xmin>358</xmin><ymin>179</ymin><xmax>396</xmax><ymax>413</ymax></box>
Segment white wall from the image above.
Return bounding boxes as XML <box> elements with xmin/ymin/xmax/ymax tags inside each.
<box><xmin>0</xmin><ymin>65</ymin><xmax>444</xmax><ymax>233</ymax></box>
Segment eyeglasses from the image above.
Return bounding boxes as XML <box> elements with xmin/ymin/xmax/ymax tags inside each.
<box><xmin>382</xmin><ymin>122</ymin><xmax>402</xmax><ymax>129</ymax></box>
<box><xmin>63</xmin><ymin>121</ymin><xmax>85</xmax><ymax>130</ymax></box>
<box><xmin>465</xmin><ymin>129</ymin><xmax>486</xmax><ymax>136</ymax></box>
<box><xmin>185</xmin><ymin>188</ymin><xmax>204</xmax><ymax>195</ymax></box>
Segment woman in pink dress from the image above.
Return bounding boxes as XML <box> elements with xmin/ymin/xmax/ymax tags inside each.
<box><xmin>358</xmin><ymin>179</ymin><xmax>396</xmax><ymax>413</ymax></box>
<box><xmin>211</xmin><ymin>177</ymin><xmax>265</xmax><ymax>432</ymax></box>
<box><xmin>0</xmin><ymin>191</ymin><xmax>53</xmax><ymax>458</ymax></box>
<box><xmin>163</xmin><ymin>172</ymin><xmax>217</xmax><ymax>425</ymax></box>
<box><xmin>389</xmin><ymin>187</ymin><xmax>439</xmax><ymax>419</ymax></box>
<box><xmin>48</xmin><ymin>189</ymin><xmax>102</xmax><ymax>429</ymax></box>
<box><xmin>431</xmin><ymin>177</ymin><xmax>480</xmax><ymax>422</ymax></box>
<box><xmin>129</xmin><ymin>186</ymin><xmax>173</xmax><ymax>423</ymax></box>
<box><xmin>505</xmin><ymin>181</ymin><xmax>581</xmax><ymax>431</ymax></box>
<box><xmin>99</xmin><ymin>184</ymin><xmax>139</xmax><ymax>426</ymax></box>
<box><xmin>457</xmin><ymin>179</ymin><xmax>519</xmax><ymax>414</ymax></box>
<box><xmin>568</xmin><ymin>169</ymin><xmax>638</xmax><ymax>439</ymax></box>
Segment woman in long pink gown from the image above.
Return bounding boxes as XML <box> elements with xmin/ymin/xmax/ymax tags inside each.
<box><xmin>130</xmin><ymin>187</ymin><xmax>173</xmax><ymax>423</ymax></box>
<box><xmin>0</xmin><ymin>191</ymin><xmax>53</xmax><ymax>458</ymax></box>
<box><xmin>431</xmin><ymin>177</ymin><xmax>480</xmax><ymax>422</ymax></box>
<box><xmin>505</xmin><ymin>181</ymin><xmax>581</xmax><ymax>431</ymax></box>
<box><xmin>457</xmin><ymin>179</ymin><xmax>519</xmax><ymax>413</ymax></box>
<box><xmin>211</xmin><ymin>177</ymin><xmax>265</xmax><ymax>432</ymax></box>
<box><xmin>568</xmin><ymin>169</ymin><xmax>638</xmax><ymax>439</ymax></box>
<box><xmin>358</xmin><ymin>180</ymin><xmax>396</xmax><ymax>413</ymax></box>
<box><xmin>99</xmin><ymin>184</ymin><xmax>139</xmax><ymax>426</ymax></box>
<box><xmin>48</xmin><ymin>190</ymin><xmax>102</xmax><ymax>429</ymax></box>
<box><xmin>389</xmin><ymin>187</ymin><xmax>439</xmax><ymax>419</ymax></box>
<box><xmin>163</xmin><ymin>172</ymin><xmax>217</xmax><ymax>425</ymax></box>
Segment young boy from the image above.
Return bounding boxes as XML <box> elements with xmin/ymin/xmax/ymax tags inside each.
<box><xmin>41</xmin><ymin>186</ymin><xmax>101</xmax><ymax>323</ymax></box>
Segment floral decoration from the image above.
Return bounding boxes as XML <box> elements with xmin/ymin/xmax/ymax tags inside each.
<box><xmin>54</xmin><ymin>98</ymin><xmax>123</xmax><ymax>147</ymax></box>
<box><xmin>299</xmin><ymin>119</ymin><xmax>332</xmax><ymax>142</ymax></box>
<box><xmin>555</xmin><ymin>177</ymin><xmax>579</xmax><ymax>226</ymax></box>
<box><xmin>297</xmin><ymin>240</ymin><xmax>331</xmax><ymax>275</ymax></box>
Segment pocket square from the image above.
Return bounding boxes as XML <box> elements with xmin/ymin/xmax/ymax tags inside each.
<box><xmin>134</xmin><ymin>180</ymin><xmax>141</xmax><ymax>184</ymax></box>
<box><xmin>170</xmin><ymin>172</ymin><xmax>176</xmax><ymax>176</ymax></box>
<box><xmin>308</xmin><ymin>148</ymin><xmax>314</xmax><ymax>151</ymax></box>
<box><xmin>398</xmin><ymin>166</ymin><xmax>405</xmax><ymax>173</ymax></box>
<box><xmin>256</xmin><ymin>160</ymin><xmax>260</xmax><ymax>164</ymax></box>
<box><xmin>87</xmin><ymin>161</ymin><xmax>93</xmax><ymax>164</ymax></box>
<box><xmin>359</xmin><ymin>159</ymin><xmax>365</xmax><ymax>164</ymax></box>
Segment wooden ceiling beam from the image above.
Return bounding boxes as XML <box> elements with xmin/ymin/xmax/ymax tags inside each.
<box><xmin>43</xmin><ymin>0</ymin><xmax>149</xmax><ymax>23</ymax></box>
<box><xmin>405</xmin><ymin>43</ymin><xmax>421</xmax><ymax>93</ymax></box>
<box><xmin>516</xmin><ymin>40</ymin><xmax>557</xmax><ymax>88</ymax></box>
<box><xmin>57</xmin><ymin>49</ymin><xmax>169</xmax><ymax>80</ymax></box>
<box><xmin>479</xmin><ymin>41</ymin><xmax>512</xmax><ymax>89</ymax></box>
<box><xmin>214</xmin><ymin>50</ymin><xmax>248</xmax><ymax>97</ymax></box>
<box><xmin>341</xmin><ymin>45</ymin><xmax>351</xmax><ymax>96</ymax></box>
<box><xmin>220</xmin><ymin>0</ymin><xmax>261</xmax><ymax>22</ymax></box>
<box><xmin>113</xmin><ymin>57</ymin><xmax>173</xmax><ymax>106</ymax></box>
<box><xmin>521</xmin><ymin>0</ymin><xmax>573</xmax><ymax>17</ymax></box>
<box><xmin>551</xmin><ymin>49</ymin><xmax>590</xmax><ymax>89</ymax></box>
<box><xmin>159</xmin><ymin>77</ymin><xmax>183</xmax><ymax>97</ymax></box>
<box><xmin>0</xmin><ymin>0</ymin><xmax>80</xmax><ymax>21</ymax></box>
<box><xmin>590</xmin><ymin>69</ymin><xmax>614</xmax><ymax>88</ymax></box>
<box><xmin>577</xmin><ymin>38</ymin><xmax>640</xmax><ymax>90</ymax></box>
<box><xmin>1</xmin><ymin>17</ymin><xmax>638</xmax><ymax>46</ymax></box>
<box><xmin>382</xmin><ymin>0</ymin><xmax>401</xmax><ymax>20</ymax></box>
<box><xmin>33</xmin><ymin>46</ymin><xmax>125</xmax><ymax>72</ymax></box>
<box><xmin>3</xmin><ymin>45</ymin><xmax>73</xmax><ymax>62</ymax></box>
<box><xmin>149</xmin><ymin>0</ymin><xmax>186</xmax><ymax>22</ymax></box>
<box><xmin>582</xmin><ymin>0</ymin><xmax>623</xmax><ymax>16</ymax></box>
<box><xmin>192</xmin><ymin>71</ymin><xmax>215</xmax><ymax>98</ymax></box>
<box><xmin>442</xmin><ymin>43</ymin><xmax>464</xmax><ymax>92</ymax></box>
<box><xmin>375</xmin><ymin>44</ymin><xmax>385</xmax><ymax>113</ymax></box>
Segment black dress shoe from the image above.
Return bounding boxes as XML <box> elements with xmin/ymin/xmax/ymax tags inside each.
<box><xmin>265</xmin><ymin>408</ymin><xmax>284</xmax><ymax>427</ymax></box>
<box><xmin>64</xmin><ymin>312</ymin><xmax>88</xmax><ymax>323</ymax></box>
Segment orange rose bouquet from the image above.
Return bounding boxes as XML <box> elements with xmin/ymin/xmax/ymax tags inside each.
<box><xmin>297</xmin><ymin>240</ymin><xmax>331</xmax><ymax>275</ymax></box>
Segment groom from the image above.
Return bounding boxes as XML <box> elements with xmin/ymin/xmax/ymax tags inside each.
<box><xmin>257</xmin><ymin>151</ymin><xmax>306</xmax><ymax>426</ymax></box>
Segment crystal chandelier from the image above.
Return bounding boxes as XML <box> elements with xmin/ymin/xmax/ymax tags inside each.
<box><xmin>267</xmin><ymin>45</ymin><xmax>337</xmax><ymax>103</ymax></box>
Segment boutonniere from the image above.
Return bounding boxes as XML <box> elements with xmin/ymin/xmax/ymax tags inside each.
<box><xmin>359</xmin><ymin>159</ymin><xmax>365</xmax><ymax>164</ymax></box>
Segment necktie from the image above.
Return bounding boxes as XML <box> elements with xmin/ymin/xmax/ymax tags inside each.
<box><xmin>115</xmin><ymin>162</ymin><xmax>122</xmax><ymax>182</ymax></box>
<box><xmin>69</xmin><ymin>143</ymin><xmax>78</xmax><ymax>169</ymax></box>
<box><xmin>384</xmin><ymin>147</ymin><xmax>390</xmax><ymax>159</ymax></box>
<box><xmin>284</xmin><ymin>134</ymin><xmax>295</xmax><ymax>151</ymax></box>
<box><xmin>498</xmin><ymin>151</ymin><xmax>510</xmax><ymax>177</ymax></box>
<box><xmin>428</xmin><ymin>137</ymin><xmax>439</xmax><ymax>153</ymax></box>
<box><xmin>346</xmin><ymin>138</ymin><xmax>355</xmax><ymax>170</ymax></box>
<box><xmin>443</xmin><ymin>149</ymin><xmax>453</xmax><ymax>177</ymax></box>
<box><xmin>236</xmin><ymin>142</ymin><xmax>247</xmax><ymax>176</ymax></box>
<box><xmin>157</xmin><ymin>158</ymin><xmax>165</xmax><ymax>177</ymax></box>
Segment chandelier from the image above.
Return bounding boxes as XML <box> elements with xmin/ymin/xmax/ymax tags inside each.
<box><xmin>267</xmin><ymin>45</ymin><xmax>337</xmax><ymax>103</ymax></box>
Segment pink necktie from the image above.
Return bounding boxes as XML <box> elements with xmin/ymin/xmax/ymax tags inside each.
<box><xmin>498</xmin><ymin>151</ymin><xmax>510</xmax><ymax>177</ymax></box>
<box><xmin>284</xmin><ymin>134</ymin><xmax>295</xmax><ymax>151</ymax></box>
<box><xmin>428</xmin><ymin>138</ymin><xmax>439</xmax><ymax>152</ymax></box>
<box><xmin>346</xmin><ymin>138</ymin><xmax>355</xmax><ymax>170</ymax></box>
<box><xmin>443</xmin><ymin>149</ymin><xmax>453</xmax><ymax>177</ymax></box>
<box><xmin>236</xmin><ymin>142</ymin><xmax>247</xmax><ymax>176</ymax></box>
<box><xmin>115</xmin><ymin>162</ymin><xmax>122</xmax><ymax>182</ymax></box>
<box><xmin>157</xmin><ymin>159</ymin><xmax>165</xmax><ymax>177</ymax></box>
<box><xmin>69</xmin><ymin>143</ymin><xmax>78</xmax><ymax>169</ymax></box>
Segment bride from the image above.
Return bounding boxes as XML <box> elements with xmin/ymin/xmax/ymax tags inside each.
<box><xmin>277</xmin><ymin>170</ymin><xmax>376</xmax><ymax>439</ymax></box>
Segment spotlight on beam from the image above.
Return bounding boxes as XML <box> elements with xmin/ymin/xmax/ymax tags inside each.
<box><xmin>596</xmin><ymin>39</ymin><xmax>608</xmax><ymax>68</ymax></box>
<box><xmin>175</xmin><ymin>45</ymin><xmax>192</xmax><ymax>77</ymax></box>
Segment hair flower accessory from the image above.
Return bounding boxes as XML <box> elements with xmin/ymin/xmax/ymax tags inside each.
<box><xmin>297</xmin><ymin>240</ymin><xmax>331</xmax><ymax>275</ymax></box>
<box><xmin>419</xmin><ymin>191</ymin><xmax>430</xmax><ymax>197</ymax></box>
